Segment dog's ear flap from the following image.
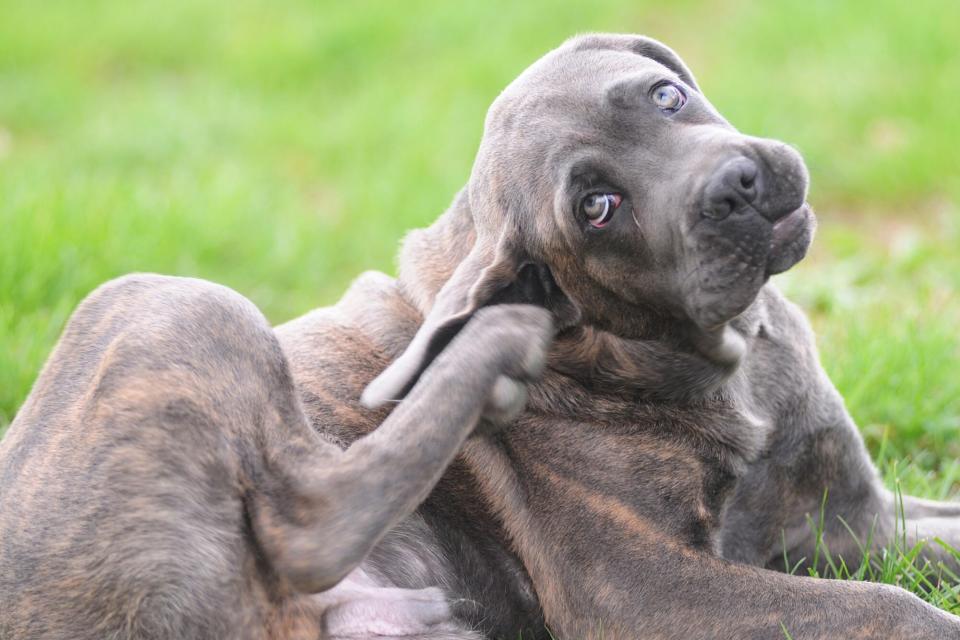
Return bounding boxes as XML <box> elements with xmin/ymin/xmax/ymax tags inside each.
<box><xmin>570</xmin><ymin>34</ymin><xmax>700</xmax><ymax>92</ymax></box>
<box><xmin>360</xmin><ymin>237</ymin><xmax>521</xmax><ymax>409</ymax></box>
<box><xmin>361</xmin><ymin>235</ymin><xmax>578</xmax><ymax>409</ymax></box>
<box><xmin>627</xmin><ymin>36</ymin><xmax>700</xmax><ymax>92</ymax></box>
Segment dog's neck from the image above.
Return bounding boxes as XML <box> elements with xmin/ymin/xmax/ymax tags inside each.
<box><xmin>396</xmin><ymin>191</ymin><xmax>741</xmax><ymax>403</ymax></box>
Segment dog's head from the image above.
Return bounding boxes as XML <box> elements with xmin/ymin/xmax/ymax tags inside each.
<box><xmin>363</xmin><ymin>34</ymin><xmax>815</xmax><ymax>406</ymax></box>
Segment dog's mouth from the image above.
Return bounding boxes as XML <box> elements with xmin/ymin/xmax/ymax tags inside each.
<box><xmin>680</xmin><ymin>200</ymin><xmax>815</xmax><ymax>334</ymax></box>
<box><xmin>765</xmin><ymin>203</ymin><xmax>816</xmax><ymax>275</ymax></box>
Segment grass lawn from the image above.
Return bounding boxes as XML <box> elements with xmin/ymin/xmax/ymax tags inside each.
<box><xmin>2</xmin><ymin>0</ymin><xmax>959</xmax><ymax>628</ymax></box>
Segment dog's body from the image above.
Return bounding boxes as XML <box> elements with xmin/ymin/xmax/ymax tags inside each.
<box><xmin>277</xmin><ymin>198</ymin><xmax>960</xmax><ymax>639</ymax></box>
<box><xmin>0</xmin><ymin>275</ymin><xmax>552</xmax><ymax>639</ymax></box>
<box><xmin>3</xmin><ymin>34</ymin><xmax>960</xmax><ymax>640</ymax></box>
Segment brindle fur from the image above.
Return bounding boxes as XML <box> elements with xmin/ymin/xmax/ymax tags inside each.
<box><xmin>0</xmin><ymin>275</ymin><xmax>552</xmax><ymax>639</ymax></box>
<box><xmin>3</xmin><ymin>33</ymin><xmax>960</xmax><ymax>640</ymax></box>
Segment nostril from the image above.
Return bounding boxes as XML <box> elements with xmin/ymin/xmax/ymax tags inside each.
<box><xmin>701</xmin><ymin>157</ymin><xmax>760</xmax><ymax>221</ymax></box>
<box><xmin>723</xmin><ymin>197</ymin><xmax>738</xmax><ymax>215</ymax></box>
<box><xmin>703</xmin><ymin>196</ymin><xmax>735</xmax><ymax>221</ymax></box>
<box><xmin>736</xmin><ymin>160</ymin><xmax>759</xmax><ymax>196</ymax></box>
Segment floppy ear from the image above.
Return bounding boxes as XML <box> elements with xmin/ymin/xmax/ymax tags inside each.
<box><xmin>626</xmin><ymin>36</ymin><xmax>700</xmax><ymax>92</ymax></box>
<box><xmin>361</xmin><ymin>234</ymin><xmax>577</xmax><ymax>409</ymax></box>
<box><xmin>361</xmin><ymin>235</ymin><xmax>520</xmax><ymax>408</ymax></box>
<box><xmin>569</xmin><ymin>33</ymin><xmax>700</xmax><ymax>92</ymax></box>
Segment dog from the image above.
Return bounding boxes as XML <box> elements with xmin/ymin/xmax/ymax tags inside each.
<box><xmin>0</xmin><ymin>275</ymin><xmax>553</xmax><ymax>639</ymax></box>
<box><xmin>3</xmin><ymin>33</ymin><xmax>960</xmax><ymax>639</ymax></box>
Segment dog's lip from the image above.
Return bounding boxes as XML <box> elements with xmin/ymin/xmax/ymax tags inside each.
<box><xmin>770</xmin><ymin>203</ymin><xmax>813</xmax><ymax>244</ymax></box>
<box><xmin>766</xmin><ymin>203</ymin><xmax>815</xmax><ymax>275</ymax></box>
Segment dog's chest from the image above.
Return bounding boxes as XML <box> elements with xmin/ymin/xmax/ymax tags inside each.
<box><xmin>515</xmin><ymin>380</ymin><xmax>771</xmax><ymax>552</ymax></box>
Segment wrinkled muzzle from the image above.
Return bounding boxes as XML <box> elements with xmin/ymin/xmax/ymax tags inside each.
<box><xmin>681</xmin><ymin>137</ymin><xmax>815</xmax><ymax>330</ymax></box>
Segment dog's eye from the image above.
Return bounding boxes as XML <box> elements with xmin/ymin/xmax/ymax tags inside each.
<box><xmin>650</xmin><ymin>82</ymin><xmax>686</xmax><ymax>113</ymax></box>
<box><xmin>581</xmin><ymin>193</ymin><xmax>622</xmax><ymax>228</ymax></box>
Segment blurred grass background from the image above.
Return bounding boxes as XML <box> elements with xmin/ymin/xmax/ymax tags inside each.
<box><xmin>1</xmin><ymin>0</ymin><xmax>958</xmax><ymax>495</ymax></box>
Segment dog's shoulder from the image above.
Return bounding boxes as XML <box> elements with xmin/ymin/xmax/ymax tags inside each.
<box><xmin>734</xmin><ymin>284</ymin><xmax>833</xmax><ymax>422</ymax></box>
<box><xmin>747</xmin><ymin>285</ymin><xmax>821</xmax><ymax>376</ymax></box>
<box><xmin>275</xmin><ymin>271</ymin><xmax>421</xmax><ymax>444</ymax></box>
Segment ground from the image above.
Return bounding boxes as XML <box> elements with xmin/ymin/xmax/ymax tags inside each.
<box><xmin>1</xmin><ymin>0</ymin><xmax>958</xmax><ymax>624</ymax></box>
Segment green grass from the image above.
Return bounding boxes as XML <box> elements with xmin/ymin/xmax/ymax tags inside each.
<box><xmin>1</xmin><ymin>0</ymin><xmax>959</xmax><ymax>622</ymax></box>
<box><xmin>777</xmin><ymin>485</ymin><xmax>960</xmax><ymax>638</ymax></box>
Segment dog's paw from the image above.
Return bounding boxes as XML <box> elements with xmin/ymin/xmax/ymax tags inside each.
<box><xmin>481</xmin><ymin>375</ymin><xmax>529</xmax><ymax>424</ymax></box>
<box><xmin>461</xmin><ymin>305</ymin><xmax>553</xmax><ymax>375</ymax></box>
<box><xmin>455</xmin><ymin>305</ymin><xmax>553</xmax><ymax>430</ymax></box>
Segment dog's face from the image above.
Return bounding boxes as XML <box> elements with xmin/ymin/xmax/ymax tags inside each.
<box><xmin>364</xmin><ymin>34</ymin><xmax>817</xmax><ymax>406</ymax></box>
<box><xmin>474</xmin><ymin>34</ymin><xmax>815</xmax><ymax>335</ymax></box>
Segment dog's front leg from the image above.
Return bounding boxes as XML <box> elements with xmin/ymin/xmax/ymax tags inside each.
<box><xmin>581</xmin><ymin>551</ymin><xmax>960</xmax><ymax>640</ymax></box>
<box><xmin>724</xmin><ymin>390</ymin><xmax>960</xmax><ymax>576</ymax></box>
<box><xmin>465</xmin><ymin>436</ymin><xmax>960</xmax><ymax>640</ymax></box>
<box><xmin>720</xmin><ymin>296</ymin><xmax>960</xmax><ymax>574</ymax></box>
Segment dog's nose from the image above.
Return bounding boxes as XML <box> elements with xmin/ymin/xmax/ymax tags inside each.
<box><xmin>701</xmin><ymin>157</ymin><xmax>759</xmax><ymax>221</ymax></box>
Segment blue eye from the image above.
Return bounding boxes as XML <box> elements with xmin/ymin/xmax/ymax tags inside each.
<box><xmin>650</xmin><ymin>82</ymin><xmax>686</xmax><ymax>113</ymax></box>
<box><xmin>581</xmin><ymin>193</ymin><xmax>622</xmax><ymax>228</ymax></box>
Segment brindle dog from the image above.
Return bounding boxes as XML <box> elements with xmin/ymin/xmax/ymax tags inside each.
<box><xmin>2</xmin><ymin>33</ymin><xmax>960</xmax><ymax>640</ymax></box>
<box><xmin>0</xmin><ymin>275</ymin><xmax>552</xmax><ymax>639</ymax></box>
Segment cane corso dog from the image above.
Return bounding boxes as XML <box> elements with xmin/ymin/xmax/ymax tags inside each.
<box><xmin>2</xmin><ymin>33</ymin><xmax>960</xmax><ymax>640</ymax></box>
